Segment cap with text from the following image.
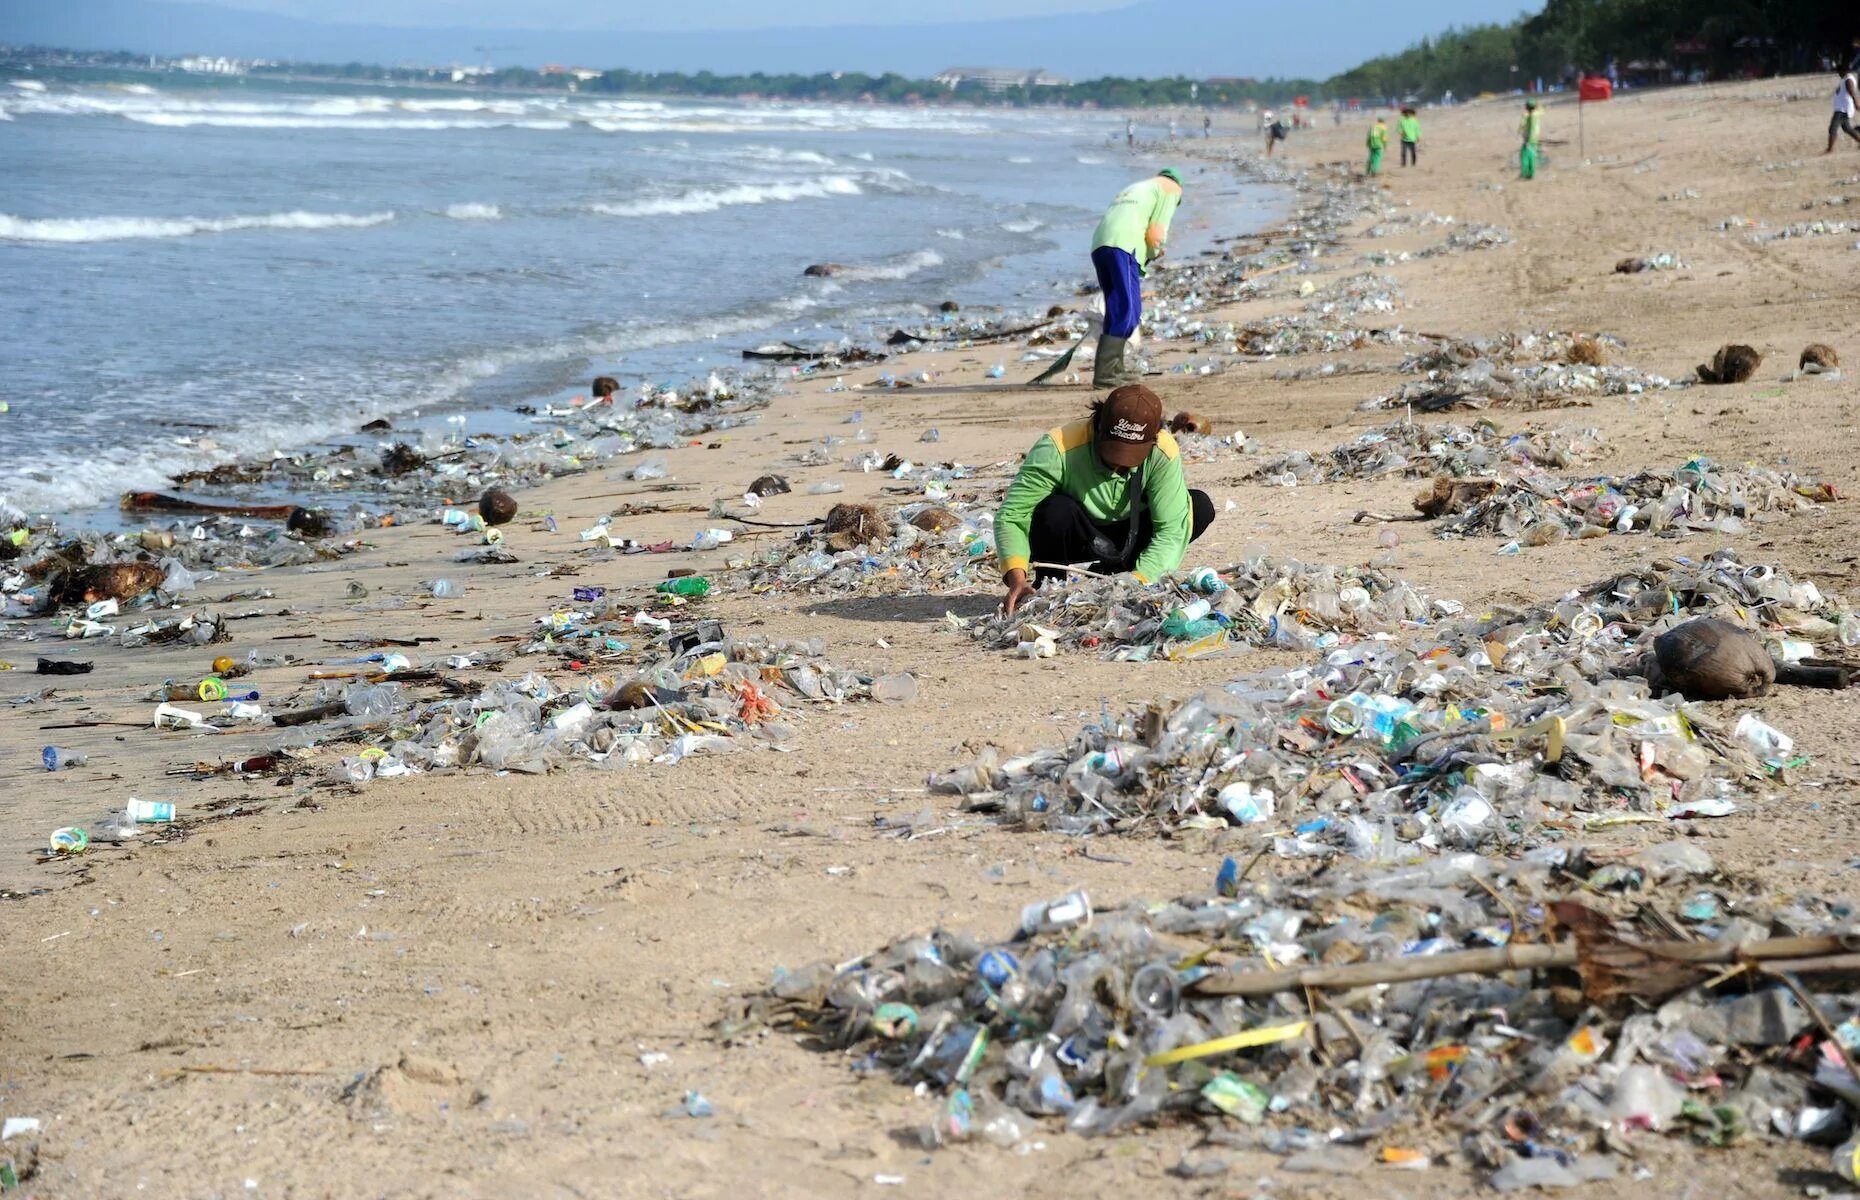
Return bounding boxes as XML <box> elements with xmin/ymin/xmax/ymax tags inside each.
<box><xmin>1095</xmin><ymin>383</ymin><xmax>1163</xmax><ymax>469</ymax></box>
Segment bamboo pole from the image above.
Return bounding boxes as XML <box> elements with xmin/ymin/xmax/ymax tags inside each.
<box><xmin>1192</xmin><ymin>934</ymin><xmax>1851</xmax><ymax>997</ymax></box>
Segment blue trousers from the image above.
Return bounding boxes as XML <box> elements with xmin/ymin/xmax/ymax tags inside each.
<box><xmin>1091</xmin><ymin>245</ymin><xmax>1142</xmax><ymax>338</ymax></box>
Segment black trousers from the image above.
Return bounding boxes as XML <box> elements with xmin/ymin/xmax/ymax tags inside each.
<box><xmin>1833</xmin><ymin>112</ymin><xmax>1860</xmax><ymax>145</ymax></box>
<box><xmin>1401</xmin><ymin>140</ymin><xmax>1418</xmax><ymax>166</ymax></box>
<box><xmin>1028</xmin><ymin>490</ymin><xmax>1215</xmax><ymax>582</ymax></box>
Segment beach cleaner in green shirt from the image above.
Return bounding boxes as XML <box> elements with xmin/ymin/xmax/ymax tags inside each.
<box><xmin>1088</xmin><ymin>168</ymin><xmax>1184</xmax><ymax>388</ymax></box>
<box><xmin>1366</xmin><ymin>115</ymin><xmax>1388</xmax><ymax>176</ymax></box>
<box><xmin>1520</xmin><ymin>99</ymin><xmax>1543</xmax><ymax>179</ymax></box>
<box><xmin>1399</xmin><ymin>106</ymin><xmax>1420</xmax><ymax>167</ymax></box>
<box><xmin>996</xmin><ymin>384</ymin><xmax>1215</xmax><ymax>615</ymax></box>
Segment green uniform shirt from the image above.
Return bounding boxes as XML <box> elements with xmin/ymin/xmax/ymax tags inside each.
<box><xmin>1521</xmin><ymin>109</ymin><xmax>1542</xmax><ymax>144</ymax></box>
<box><xmin>1399</xmin><ymin>115</ymin><xmax>1420</xmax><ymax>142</ymax></box>
<box><xmin>1367</xmin><ymin>122</ymin><xmax>1388</xmax><ymax>150</ymax></box>
<box><xmin>1090</xmin><ymin>177</ymin><xmax>1182</xmax><ymax>273</ymax></box>
<box><xmin>996</xmin><ymin>419</ymin><xmax>1192</xmax><ymax>584</ymax></box>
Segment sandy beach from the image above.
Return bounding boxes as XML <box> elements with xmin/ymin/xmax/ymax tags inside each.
<box><xmin>7</xmin><ymin>75</ymin><xmax>1860</xmax><ymax>1198</ymax></box>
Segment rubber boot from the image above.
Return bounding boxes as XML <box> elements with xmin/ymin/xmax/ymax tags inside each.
<box><xmin>1093</xmin><ymin>335</ymin><xmax>1132</xmax><ymax>388</ymax></box>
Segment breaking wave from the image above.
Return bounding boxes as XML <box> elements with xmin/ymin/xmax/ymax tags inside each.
<box><xmin>0</xmin><ymin>209</ymin><xmax>397</xmax><ymax>243</ymax></box>
<box><xmin>442</xmin><ymin>202</ymin><xmax>504</xmax><ymax>221</ymax></box>
<box><xmin>590</xmin><ymin>175</ymin><xmax>863</xmax><ymax>218</ymax></box>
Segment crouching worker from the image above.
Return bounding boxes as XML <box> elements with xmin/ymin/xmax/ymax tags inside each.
<box><xmin>995</xmin><ymin>384</ymin><xmax>1215</xmax><ymax>615</ymax></box>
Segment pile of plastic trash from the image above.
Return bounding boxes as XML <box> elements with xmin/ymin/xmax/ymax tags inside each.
<box><xmin>934</xmin><ymin>549</ymin><xmax>1840</xmax><ymax>844</ymax></box>
<box><xmin>729</xmin><ymin>849</ymin><xmax>1860</xmax><ymax>1186</ymax></box>
<box><xmin>1751</xmin><ymin>220</ymin><xmax>1857</xmax><ymax>243</ymax></box>
<box><xmin>295</xmin><ymin>620</ymin><xmax>916</xmax><ymax>783</ymax></box>
<box><xmin>1363</xmin><ymin>360</ymin><xmax>1685</xmax><ymax>413</ymax></box>
<box><xmin>1301</xmin><ymin>272</ymin><xmax>1404</xmax><ymax>319</ymax></box>
<box><xmin>1237</xmin><ymin>313</ymin><xmax>1412</xmax><ymax>358</ymax></box>
<box><xmin>725</xmin><ymin>502</ymin><xmax>1000</xmax><ymax>597</ymax></box>
<box><xmin>963</xmin><ymin>556</ymin><xmax>1438</xmax><ymax>662</ymax></box>
<box><xmin>1413</xmin><ymin>223</ymin><xmax>1512</xmax><ymax>257</ymax></box>
<box><xmin>1433</xmin><ymin>458</ymin><xmax>1839</xmax><ymax>546</ymax></box>
<box><xmin>1248</xmin><ymin>420</ymin><xmax>1603</xmax><ymax>486</ymax></box>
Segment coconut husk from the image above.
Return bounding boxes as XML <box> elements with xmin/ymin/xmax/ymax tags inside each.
<box><xmin>380</xmin><ymin>442</ymin><xmax>425</xmax><ymax>476</ymax></box>
<box><xmin>1168</xmin><ymin>411</ymin><xmax>1213</xmax><ymax>435</ymax></box>
<box><xmin>1614</xmin><ymin>257</ymin><xmax>1650</xmax><ymax>275</ymax></box>
<box><xmin>748</xmin><ymin>474</ymin><xmax>792</xmax><ymax>497</ymax></box>
<box><xmin>1644</xmin><ymin>617</ymin><xmax>1774</xmax><ymax>700</ymax></box>
<box><xmin>939</xmin><ymin>300</ymin><xmax>960</xmax><ymax>313</ymax></box>
<box><xmin>803</xmin><ymin>263</ymin><xmax>845</xmax><ymax>278</ymax></box>
<box><xmin>286</xmin><ymin>507</ymin><xmax>334</xmax><ymax>538</ymax></box>
<box><xmin>1412</xmin><ymin>476</ymin><xmax>1500</xmax><ymax>518</ymax></box>
<box><xmin>1697</xmin><ymin>344</ymin><xmax>1761</xmax><ymax>384</ymax></box>
<box><xmin>1565</xmin><ymin>336</ymin><xmax>1606</xmax><ymax>366</ymax></box>
<box><xmin>909</xmin><ymin>506</ymin><xmax>961</xmax><ymax>534</ymax></box>
<box><xmin>478</xmin><ymin>489</ymin><xmax>518</xmax><ymax>526</ymax></box>
<box><xmin>1801</xmin><ymin>343</ymin><xmax>1840</xmax><ymax>370</ymax></box>
<box><xmin>57</xmin><ymin>561</ymin><xmax>165</xmax><ymax>606</ymax></box>
<box><xmin>821</xmin><ymin>503</ymin><xmax>889</xmax><ymax>552</ymax></box>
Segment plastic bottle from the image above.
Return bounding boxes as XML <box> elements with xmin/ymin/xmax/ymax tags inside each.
<box><xmin>806</xmin><ymin>481</ymin><xmax>845</xmax><ymax>495</ymax></box>
<box><xmin>431</xmin><ymin>579</ymin><xmax>465</xmax><ymax>599</ymax></box>
<box><xmin>1832</xmin><ymin>1135</ymin><xmax>1860</xmax><ymax>1184</ymax></box>
<box><xmin>656</xmin><ymin>577</ymin><xmax>712</xmax><ymax>598</ymax></box>
<box><xmin>42</xmin><ymin>745</ymin><xmax>86</xmax><ymax>771</ymax></box>
<box><xmin>691</xmin><ymin>529</ymin><xmax>735</xmax><ymax>551</ymax></box>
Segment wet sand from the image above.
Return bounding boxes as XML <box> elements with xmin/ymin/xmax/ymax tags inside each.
<box><xmin>6</xmin><ymin>76</ymin><xmax>1860</xmax><ymax>1197</ymax></box>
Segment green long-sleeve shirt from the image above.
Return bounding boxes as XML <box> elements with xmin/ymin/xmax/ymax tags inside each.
<box><xmin>1399</xmin><ymin>115</ymin><xmax>1420</xmax><ymax>142</ymax></box>
<box><xmin>996</xmin><ymin>419</ymin><xmax>1192</xmax><ymax>584</ymax></box>
<box><xmin>1090</xmin><ymin>176</ymin><xmax>1182</xmax><ymax>273</ymax></box>
<box><xmin>1367</xmin><ymin>122</ymin><xmax>1388</xmax><ymax>150</ymax></box>
<box><xmin>1520</xmin><ymin>109</ymin><xmax>1542</xmax><ymax>144</ymax></box>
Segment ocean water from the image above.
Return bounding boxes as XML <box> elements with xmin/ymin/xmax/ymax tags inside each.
<box><xmin>0</xmin><ymin>76</ymin><xmax>1284</xmax><ymax>518</ymax></box>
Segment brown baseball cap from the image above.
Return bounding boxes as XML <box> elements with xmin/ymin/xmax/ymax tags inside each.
<box><xmin>1095</xmin><ymin>383</ymin><xmax>1163</xmax><ymax>469</ymax></box>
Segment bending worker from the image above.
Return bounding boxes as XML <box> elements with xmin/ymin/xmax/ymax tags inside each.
<box><xmin>1088</xmin><ymin>167</ymin><xmax>1183</xmax><ymax>388</ymax></box>
<box><xmin>995</xmin><ymin>384</ymin><xmax>1215</xmax><ymax>615</ymax></box>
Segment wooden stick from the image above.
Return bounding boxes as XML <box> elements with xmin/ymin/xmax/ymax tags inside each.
<box><xmin>1193</xmin><ymin>934</ymin><xmax>1850</xmax><ymax>997</ymax></box>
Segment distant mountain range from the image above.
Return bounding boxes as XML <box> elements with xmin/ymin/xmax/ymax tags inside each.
<box><xmin>0</xmin><ymin>0</ymin><xmax>1531</xmax><ymax>80</ymax></box>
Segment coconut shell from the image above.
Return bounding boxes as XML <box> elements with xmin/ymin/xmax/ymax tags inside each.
<box><xmin>1647</xmin><ymin>617</ymin><xmax>1775</xmax><ymax>700</ymax></box>
<box><xmin>821</xmin><ymin>503</ymin><xmax>889</xmax><ymax>552</ymax></box>
<box><xmin>1697</xmin><ymin>344</ymin><xmax>1761</xmax><ymax>385</ymax></box>
<box><xmin>286</xmin><ymin>507</ymin><xmax>333</xmax><ymax>538</ymax></box>
<box><xmin>1566</xmin><ymin>337</ymin><xmax>1606</xmax><ymax>366</ymax></box>
<box><xmin>1168</xmin><ymin>411</ymin><xmax>1213</xmax><ymax>435</ymax></box>
<box><xmin>1614</xmin><ymin>258</ymin><xmax>1650</xmax><ymax>275</ymax></box>
<box><xmin>478</xmin><ymin>489</ymin><xmax>518</xmax><ymax>526</ymax></box>
<box><xmin>1413</xmin><ymin>476</ymin><xmax>1499</xmax><ymax>518</ymax></box>
<box><xmin>909</xmin><ymin>506</ymin><xmax>961</xmax><ymax>533</ymax></box>
<box><xmin>1801</xmin><ymin>343</ymin><xmax>1840</xmax><ymax>370</ymax></box>
<box><xmin>747</xmin><ymin>474</ymin><xmax>792</xmax><ymax>497</ymax></box>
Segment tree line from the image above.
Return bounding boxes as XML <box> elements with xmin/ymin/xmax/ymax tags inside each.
<box><xmin>1332</xmin><ymin>2</ymin><xmax>1859</xmax><ymax>101</ymax></box>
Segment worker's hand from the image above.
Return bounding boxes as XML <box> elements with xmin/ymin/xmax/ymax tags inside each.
<box><xmin>1001</xmin><ymin>568</ymin><xmax>1034</xmax><ymax>616</ymax></box>
<box><xmin>1148</xmin><ymin>244</ymin><xmax>1166</xmax><ymax>264</ymax></box>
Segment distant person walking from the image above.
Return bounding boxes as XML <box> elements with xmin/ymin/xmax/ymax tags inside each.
<box><xmin>1126</xmin><ymin>118</ymin><xmax>1136</xmax><ymax>148</ymax></box>
<box><xmin>1168</xmin><ymin>116</ymin><xmax>1178</xmax><ymax>141</ymax></box>
<box><xmin>1203</xmin><ymin>114</ymin><xmax>1213</xmax><ymax>138</ymax></box>
<box><xmin>1088</xmin><ymin>168</ymin><xmax>1184</xmax><ymax>387</ymax></box>
<box><xmin>1366</xmin><ymin>114</ymin><xmax>1388</xmax><ymax>176</ymax></box>
<box><xmin>1519</xmin><ymin>99</ymin><xmax>1543</xmax><ymax>179</ymax></box>
<box><xmin>1399</xmin><ymin>106</ymin><xmax>1420</xmax><ymax>166</ymax></box>
<box><xmin>1827</xmin><ymin>58</ymin><xmax>1860</xmax><ymax>154</ymax></box>
<box><xmin>1265</xmin><ymin>111</ymin><xmax>1288</xmax><ymax>156</ymax></box>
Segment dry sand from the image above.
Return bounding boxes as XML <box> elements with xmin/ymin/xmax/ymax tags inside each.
<box><xmin>6</xmin><ymin>76</ymin><xmax>1860</xmax><ymax>1198</ymax></box>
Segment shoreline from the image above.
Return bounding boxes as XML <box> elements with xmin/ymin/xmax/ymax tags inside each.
<box><xmin>7</xmin><ymin>73</ymin><xmax>1860</xmax><ymax>1197</ymax></box>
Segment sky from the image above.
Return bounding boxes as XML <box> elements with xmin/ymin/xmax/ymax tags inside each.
<box><xmin>195</xmin><ymin>0</ymin><xmax>1126</xmax><ymax>28</ymax></box>
<box><xmin>3</xmin><ymin>0</ymin><xmax>1541</xmax><ymax>78</ymax></box>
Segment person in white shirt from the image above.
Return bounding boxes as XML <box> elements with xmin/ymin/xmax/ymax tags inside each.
<box><xmin>1827</xmin><ymin>58</ymin><xmax>1860</xmax><ymax>154</ymax></box>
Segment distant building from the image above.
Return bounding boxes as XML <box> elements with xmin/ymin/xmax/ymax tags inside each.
<box><xmin>933</xmin><ymin>67</ymin><xmax>1069</xmax><ymax>93</ymax></box>
<box><xmin>177</xmin><ymin>55</ymin><xmax>244</xmax><ymax>75</ymax></box>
